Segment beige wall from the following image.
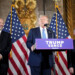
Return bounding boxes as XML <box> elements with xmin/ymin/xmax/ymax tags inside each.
<box><xmin>0</xmin><ymin>0</ymin><xmax>63</xmax><ymax>25</ymax></box>
<box><xmin>0</xmin><ymin>0</ymin><xmax>11</xmax><ymax>22</ymax></box>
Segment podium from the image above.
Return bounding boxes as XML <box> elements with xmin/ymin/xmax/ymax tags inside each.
<box><xmin>36</xmin><ymin>39</ymin><xmax>73</xmax><ymax>50</ymax></box>
<box><xmin>35</xmin><ymin>39</ymin><xmax>73</xmax><ymax>75</ymax></box>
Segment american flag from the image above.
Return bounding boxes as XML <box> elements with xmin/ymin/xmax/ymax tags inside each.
<box><xmin>3</xmin><ymin>7</ymin><xmax>31</xmax><ymax>75</ymax></box>
<box><xmin>50</xmin><ymin>8</ymin><xmax>71</xmax><ymax>75</ymax></box>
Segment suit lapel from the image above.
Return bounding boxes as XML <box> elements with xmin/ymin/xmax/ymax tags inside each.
<box><xmin>36</xmin><ymin>27</ymin><xmax>41</xmax><ymax>38</ymax></box>
<box><xmin>47</xmin><ymin>29</ymin><xmax>52</xmax><ymax>38</ymax></box>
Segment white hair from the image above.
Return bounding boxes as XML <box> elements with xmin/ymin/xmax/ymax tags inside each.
<box><xmin>39</xmin><ymin>15</ymin><xmax>48</xmax><ymax>20</ymax></box>
<box><xmin>38</xmin><ymin>15</ymin><xmax>48</xmax><ymax>24</ymax></box>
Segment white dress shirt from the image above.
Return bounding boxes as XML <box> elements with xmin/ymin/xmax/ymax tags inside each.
<box><xmin>40</xmin><ymin>27</ymin><xmax>48</xmax><ymax>39</ymax></box>
<box><xmin>0</xmin><ymin>30</ymin><xmax>2</xmax><ymax>35</ymax></box>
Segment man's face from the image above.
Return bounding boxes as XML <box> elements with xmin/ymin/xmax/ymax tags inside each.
<box><xmin>39</xmin><ymin>16</ymin><xmax>49</xmax><ymax>28</ymax></box>
<box><xmin>0</xmin><ymin>19</ymin><xmax>4</xmax><ymax>30</ymax></box>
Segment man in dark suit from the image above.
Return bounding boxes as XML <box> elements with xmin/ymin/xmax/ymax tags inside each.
<box><xmin>26</xmin><ymin>15</ymin><xmax>55</xmax><ymax>75</ymax></box>
<box><xmin>0</xmin><ymin>18</ymin><xmax>12</xmax><ymax>75</ymax></box>
<box><xmin>67</xmin><ymin>29</ymin><xmax>75</xmax><ymax>75</ymax></box>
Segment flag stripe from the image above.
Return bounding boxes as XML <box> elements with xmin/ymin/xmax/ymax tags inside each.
<box><xmin>21</xmin><ymin>36</ymin><xmax>30</xmax><ymax>57</ymax></box>
<box><xmin>8</xmin><ymin>60</ymin><xmax>18</xmax><ymax>75</ymax></box>
<box><xmin>55</xmin><ymin>70</ymin><xmax>58</xmax><ymax>75</ymax></box>
<box><xmin>11</xmin><ymin>50</ymin><xmax>26</xmax><ymax>75</ymax></box>
<box><xmin>22</xmin><ymin>35</ymin><xmax>27</xmax><ymax>43</ymax></box>
<box><xmin>55</xmin><ymin>56</ymin><xmax>66</xmax><ymax>75</ymax></box>
<box><xmin>62</xmin><ymin>51</ymin><xmax>67</xmax><ymax>60</ymax></box>
<box><xmin>25</xmin><ymin>60</ymin><xmax>31</xmax><ymax>75</ymax></box>
<box><xmin>55</xmin><ymin>63</ymin><xmax>62</xmax><ymax>75</ymax></box>
<box><xmin>59</xmin><ymin>54</ymin><xmax>70</xmax><ymax>75</ymax></box>
<box><xmin>12</xmin><ymin>44</ymin><xmax>29</xmax><ymax>75</ymax></box>
<box><xmin>18</xmin><ymin>37</ymin><xmax>31</xmax><ymax>75</ymax></box>
<box><xmin>8</xmin><ymin>67</ymin><xmax>13</xmax><ymax>75</ymax></box>
<box><xmin>9</xmin><ymin>57</ymin><xmax>22</xmax><ymax>75</ymax></box>
<box><xmin>17</xmin><ymin>38</ymin><xmax>29</xmax><ymax>60</ymax></box>
<box><xmin>20</xmin><ymin>35</ymin><xmax>30</xmax><ymax>56</ymax></box>
<box><xmin>59</xmin><ymin>52</ymin><xmax>67</xmax><ymax>67</ymax></box>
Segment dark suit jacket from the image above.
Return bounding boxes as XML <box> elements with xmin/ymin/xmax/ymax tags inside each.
<box><xmin>0</xmin><ymin>31</ymin><xmax>12</xmax><ymax>67</ymax></box>
<box><xmin>67</xmin><ymin>40</ymin><xmax>75</xmax><ymax>68</ymax></box>
<box><xmin>26</xmin><ymin>27</ymin><xmax>55</xmax><ymax>67</ymax></box>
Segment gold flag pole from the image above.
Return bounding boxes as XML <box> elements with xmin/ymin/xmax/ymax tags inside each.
<box><xmin>9</xmin><ymin>0</ymin><xmax>15</xmax><ymax>58</ymax></box>
<box><xmin>55</xmin><ymin>1</ymin><xmax>59</xmax><ymax>61</ymax></box>
<box><xmin>55</xmin><ymin>4</ymin><xmax>58</xmax><ymax>39</ymax></box>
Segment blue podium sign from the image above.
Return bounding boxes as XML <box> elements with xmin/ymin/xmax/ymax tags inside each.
<box><xmin>36</xmin><ymin>39</ymin><xmax>73</xmax><ymax>50</ymax></box>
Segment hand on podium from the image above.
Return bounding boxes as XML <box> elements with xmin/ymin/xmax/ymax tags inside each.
<box><xmin>31</xmin><ymin>44</ymin><xmax>36</xmax><ymax>51</ymax></box>
<box><xmin>0</xmin><ymin>54</ymin><xmax>3</xmax><ymax>60</ymax></box>
<box><xmin>69</xmin><ymin>67</ymin><xmax>74</xmax><ymax>74</ymax></box>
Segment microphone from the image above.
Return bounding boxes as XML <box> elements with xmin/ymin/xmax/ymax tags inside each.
<box><xmin>44</xmin><ymin>24</ymin><xmax>50</xmax><ymax>29</ymax></box>
<box><xmin>44</xmin><ymin>24</ymin><xmax>54</xmax><ymax>38</ymax></box>
<box><xmin>44</xmin><ymin>24</ymin><xmax>49</xmax><ymax>27</ymax></box>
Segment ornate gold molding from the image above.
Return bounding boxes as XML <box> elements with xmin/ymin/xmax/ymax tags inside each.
<box><xmin>14</xmin><ymin>0</ymin><xmax>37</xmax><ymax>36</ymax></box>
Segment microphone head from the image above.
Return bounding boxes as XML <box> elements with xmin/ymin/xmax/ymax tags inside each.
<box><xmin>44</xmin><ymin>24</ymin><xmax>49</xmax><ymax>26</ymax></box>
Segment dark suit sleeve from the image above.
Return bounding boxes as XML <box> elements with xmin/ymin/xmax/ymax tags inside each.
<box><xmin>26</xmin><ymin>29</ymin><xmax>33</xmax><ymax>51</ymax></box>
<box><xmin>0</xmin><ymin>34</ymin><xmax>12</xmax><ymax>59</ymax></box>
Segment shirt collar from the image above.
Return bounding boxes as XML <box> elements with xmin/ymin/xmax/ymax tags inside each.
<box><xmin>40</xmin><ymin>26</ymin><xmax>46</xmax><ymax>31</ymax></box>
